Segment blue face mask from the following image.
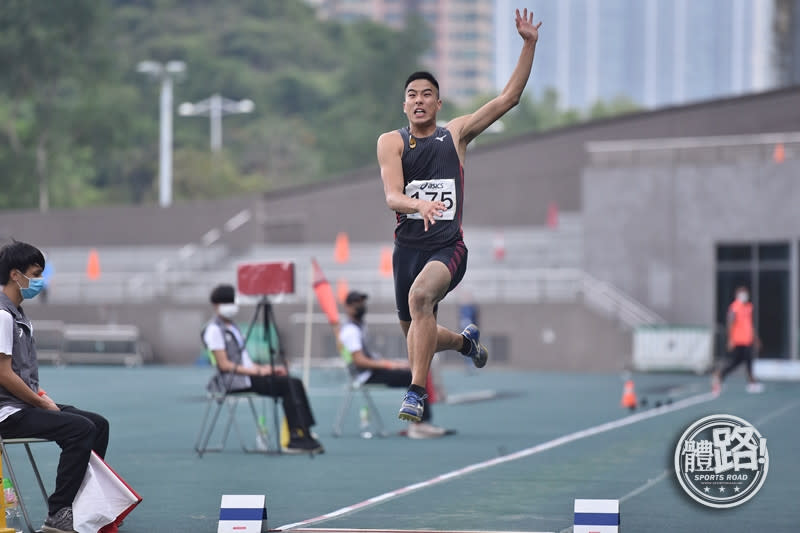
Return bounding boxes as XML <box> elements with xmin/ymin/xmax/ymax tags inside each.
<box><xmin>17</xmin><ymin>273</ymin><xmax>46</xmax><ymax>300</ymax></box>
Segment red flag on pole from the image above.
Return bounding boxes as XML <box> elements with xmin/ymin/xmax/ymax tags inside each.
<box><xmin>311</xmin><ymin>258</ymin><xmax>340</xmax><ymax>326</ymax></box>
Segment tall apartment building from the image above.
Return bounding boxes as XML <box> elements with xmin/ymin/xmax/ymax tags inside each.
<box><xmin>495</xmin><ymin>0</ymin><xmax>778</xmax><ymax>111</ymax></box>
<box><xmin>774</xmin><ymin>0</ymin><xmax>800</xmax><ymax>85</ymax></box>
<box><xmin>308</xmin><ymin>0</ymin><xmax>494</xmax><ymax>104</ymax></box>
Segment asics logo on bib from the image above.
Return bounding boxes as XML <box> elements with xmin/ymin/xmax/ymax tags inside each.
<box><xmin>419</xmin><ymin>182</ymin><xmax>445</xmax><ymax>190</ymax></box>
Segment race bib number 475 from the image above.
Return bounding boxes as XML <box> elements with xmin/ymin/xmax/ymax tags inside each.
<box><xmin>405</xmin><ymin>178</ymin><xmax>456</xmax><ymax>220</ymax></box>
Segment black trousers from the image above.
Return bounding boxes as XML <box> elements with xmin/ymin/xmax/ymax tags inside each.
<box><xmin>235</xmin><ymin>375</ymin><xmax>316</xmax><ymax>432</ymax></box>
<box><xmin>719</xmin><ymin>345</ymin><xmax>754</xmax><ymax>381</ymax></box>
<box><xmin>0</xmin><ymin>404</ymin><xmax>109</xmax><ymax>515</ymax></box>
<box><xmin>364</xmin><ymin>368</ymin><xmax>432</xmax><ymax>422</ymax></box>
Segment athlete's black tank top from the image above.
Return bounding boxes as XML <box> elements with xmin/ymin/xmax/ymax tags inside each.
<box><xmin>394</xmin><ymin>126</ymin><xmax>464</xmax><ymax>250</ymax></box>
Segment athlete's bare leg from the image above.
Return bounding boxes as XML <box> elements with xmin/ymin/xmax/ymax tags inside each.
<box><xmin>402</xmin><ymin>261</ymin><xmax>461</xmax><ymax>388</ymax></box>
<box><xmin>400</xmin><ymin>322</ymin><xmax>464</xmax><ymax>353</ymax></box>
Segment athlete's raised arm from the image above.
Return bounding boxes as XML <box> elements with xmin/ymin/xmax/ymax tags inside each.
<box><xmin>377</xmin><ymin>131</ymin><xmax>445</xmax><ymax>232</ymax></box>
<box><xmin>449</xmin><ymin>8</ymin><xmax>542</xmax><ymax>150</ymax></box>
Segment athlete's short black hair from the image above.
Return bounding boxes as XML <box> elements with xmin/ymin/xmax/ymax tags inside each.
<box><xmin>0</xmin><ymin>240</ymin><xmax>45</xmax><ymax>285</ymax></box>
<box><xmin>210</xmin><ymin>284</ymin><xmax>235</xmax><ymax>304</ymax></box>
<box><xmin>405</xmin><ymin>71</ymin><xmax>439</xmax><ymax>95</ymax></box>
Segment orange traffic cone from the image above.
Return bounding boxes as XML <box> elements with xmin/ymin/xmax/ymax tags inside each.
<box><xmin>379</xmin><ymin>246</ymin><xmax>393</xmax><ymax>278</ymax></box>
<box><xmin>86</xmin><ymin>248</ymin><xmax>101</xmax><ymax>281</ymax></box>
<box><xmin>620</xmin><ymin>380</ymin><xmax>637</xmax><ymax>410</ymax></box>
<box><xmin>334</xmin><ymin>232</ymin><xmax>350</xmax><ymax>264</ymax></box>
<box><xmin>773</xmin><ymin>143</ymin><xmax>785</xmax><ymax>164</ymax></box>
<box><xmin>546</xmin><ymin>201</ymin><xmax>559</xmax><ymax>229</ymax></box>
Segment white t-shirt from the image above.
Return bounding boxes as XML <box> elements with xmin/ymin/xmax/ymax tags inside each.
<box><xmin>338</xmin><ymin>322</ymin><xmax>364</xmax><ymax>355</ymax></box>
<box><xmin>338</xmin><ymin>321</ymin><xmax>373</xmax><ymax>383</ymax></box>
<box><xmin>0</xmin><ymin>310</ymin><xmax>21</xmax><ymax>423</ymax></box>
<box><xmin>203</xmin><ymin>321</ymin><xmax>253</xmax><ymax>390</ymax></box>
<box><xmin>0</xmin><ymin>310</ymin><xmax>14</xmax><ymax>355</ymax></box>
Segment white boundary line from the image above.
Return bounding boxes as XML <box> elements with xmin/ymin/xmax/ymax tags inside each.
<box><xmin>753</xmin><ymin>398</ymin><xmax>800</xmax><ymax>427</ymax></box>
<box><xmin>290</xmin><ymin>529</ymin><xmax>551</xmax><ymax>533</ymax></box>
<box><xmin>277</xmin><ymin>392</ymin><xmax>717</xmax><ymax>531</ymax></box>
<box><xmin>618</xmin><ymin>469</ymin><xmax>670</xmax><ymax>504</ymax></box>
<box><xmin>552</xmin><ymin>396</ymin><xmax>800</xmax><ymax>533</ymax></box>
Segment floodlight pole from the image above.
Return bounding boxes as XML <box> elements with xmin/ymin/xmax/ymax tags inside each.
<box><xmin>138</xmin><ymin>60</ymin><xmax>186</xmax><ymax>207</ymax></box>
<box><xmin>179</xmin><ymin>93</ymin><xmax>255</xmax><ymax>152</ymax></box>
<box><xmin>209</xmin><ymin>93</ymin><xmax>223</xmax><ymax>152</ymax></box>
<box><xmin>159</xmin><ymin>75</ymin><xmax>174</xmax><ymax>207</ymax></box>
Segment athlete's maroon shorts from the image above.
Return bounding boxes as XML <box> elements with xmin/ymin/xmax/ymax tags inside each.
<box><xmin>392</xmin><ymin>240</ymin><xmax>468</xmax><ymax>322</ymax></box>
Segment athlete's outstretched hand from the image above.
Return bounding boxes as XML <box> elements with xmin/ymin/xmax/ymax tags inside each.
<box><xmin>418</xmin><ymin>199</ymin><xmax>446</xmax><ymax>232</ymax></box>
<box><xmin>515</xmin><ymin>8</ymin><xmax>542</xmax><ymax>43</ymax></box>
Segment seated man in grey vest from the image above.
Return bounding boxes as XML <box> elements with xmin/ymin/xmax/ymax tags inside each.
<box><xmin>0</xmin><ymin>240</ymin><xmax>110</xmax><ymax>533</ymax></box>
<box><xmin>202</xmin><ymin>284</ymin><xmax>323</xmax><ymax>454</ymax></box>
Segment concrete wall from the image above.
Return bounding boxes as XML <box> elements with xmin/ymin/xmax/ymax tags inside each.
<box><xmin>24</xmin><ymin>299</ymin><xmax>631</xmax><ymax>371</ymax></box>
<box><xmin>258</xmin><ymin>87</ymin><xmax>800</xmax><ymax>243</ymax></box>
<box><xmin>0</xmin><ymin>196</ymin><xmax>260</xmax><ymax>249</ymax></box>
<box><xmin>6</xmin><ymin>88</ymin><xmax>800</xmax><ymax>370</ymax></box>
<box><xmin>4</xmin><ymin>88</ymin><xmax>794</xmax><ymax>250</ymax></box>
<box><xmin>583</xmin><ymin>148</ymin><xmax>800</xmax><ymax>327</ymax></box>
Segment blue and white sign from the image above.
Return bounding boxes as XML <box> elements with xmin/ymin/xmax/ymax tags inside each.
<box><xmin>573</xmin><ymin>498</ymin><xmax>619</xmax><ymax>533</ymax></box>
<box><xmin>218</xmin><ymin>494</ymin><xmax>267</xmax><ymax>533</ymax></box>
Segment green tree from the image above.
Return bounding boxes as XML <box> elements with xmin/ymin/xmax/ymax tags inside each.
<box><xmin>588</xmin><ymin>95</ymin><xmax>640</xmax><ymax>120</ymax></box>
<box><xmin>1</xmin><ymin>1</ymin><xmax>642</xmax><ymax>209</ymax></box>
<box><xmin>0</xmin><ymin>0</ymin><xmax>112</xmax><ymax>210</ymax></box>
<box><xmin>442</xmin><ymin>87</ymin><xmax>638</xmax><ymax>147</ymax></box>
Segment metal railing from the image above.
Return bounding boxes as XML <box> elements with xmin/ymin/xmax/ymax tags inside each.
<box><xmin>581</xmin><ymin>272</ymin><xmax>667</xmax><ymax>328</ymax></box>
<box><xmin>35</xmin><ymin>266</ymin><xmax>664</xmax><ymax>329</ymax></box>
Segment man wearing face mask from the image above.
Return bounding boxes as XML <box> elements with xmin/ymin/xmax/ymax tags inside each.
<box><xmin>712</xmin><ymin>285</ymin><xmax>764</xmax><ymax>395</ymax></box>
<box><xmin>0</xmin><ymin>240</ymin><xmax>110</xmax><ymax>533</ymax></box>
<box><xmin>338</xmin><ymin>291</ymin><xmax>453</xmax><ymax>439</ymax></box>
<box><xmin>202</xmin><ymin>284</ymin><xmax>323</xmax><ymax>453</ymax></box>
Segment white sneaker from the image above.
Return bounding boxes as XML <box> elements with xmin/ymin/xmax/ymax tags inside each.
<box><xmin>407</xmin><ymin>422</ymin><xmax>448</xmax><ymax>439</ymax></box>
<box><xmin>746</xmin><ymin>382</ymin><xmax>764</xmax><ymax>394</ymax></box>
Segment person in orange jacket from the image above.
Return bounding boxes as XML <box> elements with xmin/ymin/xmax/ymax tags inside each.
<box><xmin>712</xmin><ymin>286</ymin><xmax>764</xmax><ymax>395</ymax></box>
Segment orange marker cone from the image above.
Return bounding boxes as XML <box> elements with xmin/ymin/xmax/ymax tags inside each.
<box><xmin>492</xmin><ymin>232</ymin><xmax>506</xmax><ymax>262</ymax></box>
<box><xmin>620</xmin><ymin>380</ymin><xmax>637</xmax><ymax>410</ymax></box>
<box><xmin>379</xmin><ymin>246</ymin><xmax>393</xmax><ymax>278</ymax></box>
<box><xmin>546</xmin><ymin>201</ymin><xmax>559</xmax><ymax>229</ymax></box>
<box><xmin>334</xmin><ymin>232</ymin><xmax>350</xmax><ymax>264</ymax></box>
<box><xmin>86</xmin><ymin>248</ymin><xmax>101</xmax><ymax>281</ymax></box>
<box><xmin>773</xmin><ymin>143</ymin><xmax>785</xmax><ymax>164</ymax></box>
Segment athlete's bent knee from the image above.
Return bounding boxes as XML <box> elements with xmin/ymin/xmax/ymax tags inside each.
<box><xmin>408</xmin><ymin>286</ymin><xmax>436</xmax><ymax>316</ymax></box>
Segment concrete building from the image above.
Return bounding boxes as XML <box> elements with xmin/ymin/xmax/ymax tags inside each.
<box><xmin>583</xmin><ymin>133</ymin><xmax>800</xmax><ymax>360</ymax></box>
<box><xmin>308</xmin><ymin>0</ymin><xmax>494</xmax><ymax>104</ymax></box>
<box><xmin>2</xmin><ymin>87</ymin><xmax>799</xmax><ymax>368</ymax></box>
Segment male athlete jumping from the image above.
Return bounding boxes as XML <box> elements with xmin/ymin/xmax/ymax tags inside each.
<box><xmin>376</xmin><ymin>9</ymin><xmax>543</xmax><ymax>422</ymax></box>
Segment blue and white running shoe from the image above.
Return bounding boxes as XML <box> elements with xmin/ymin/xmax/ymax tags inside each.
<box><xmin>398</xmin><ymin>390</ymin><xmax>426</xmax><ymax>422</ymax></box>
<box><xmin>461</xmin><ymin>324</ymin><xmax>488</xmax><ymax>368</ymax></box>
